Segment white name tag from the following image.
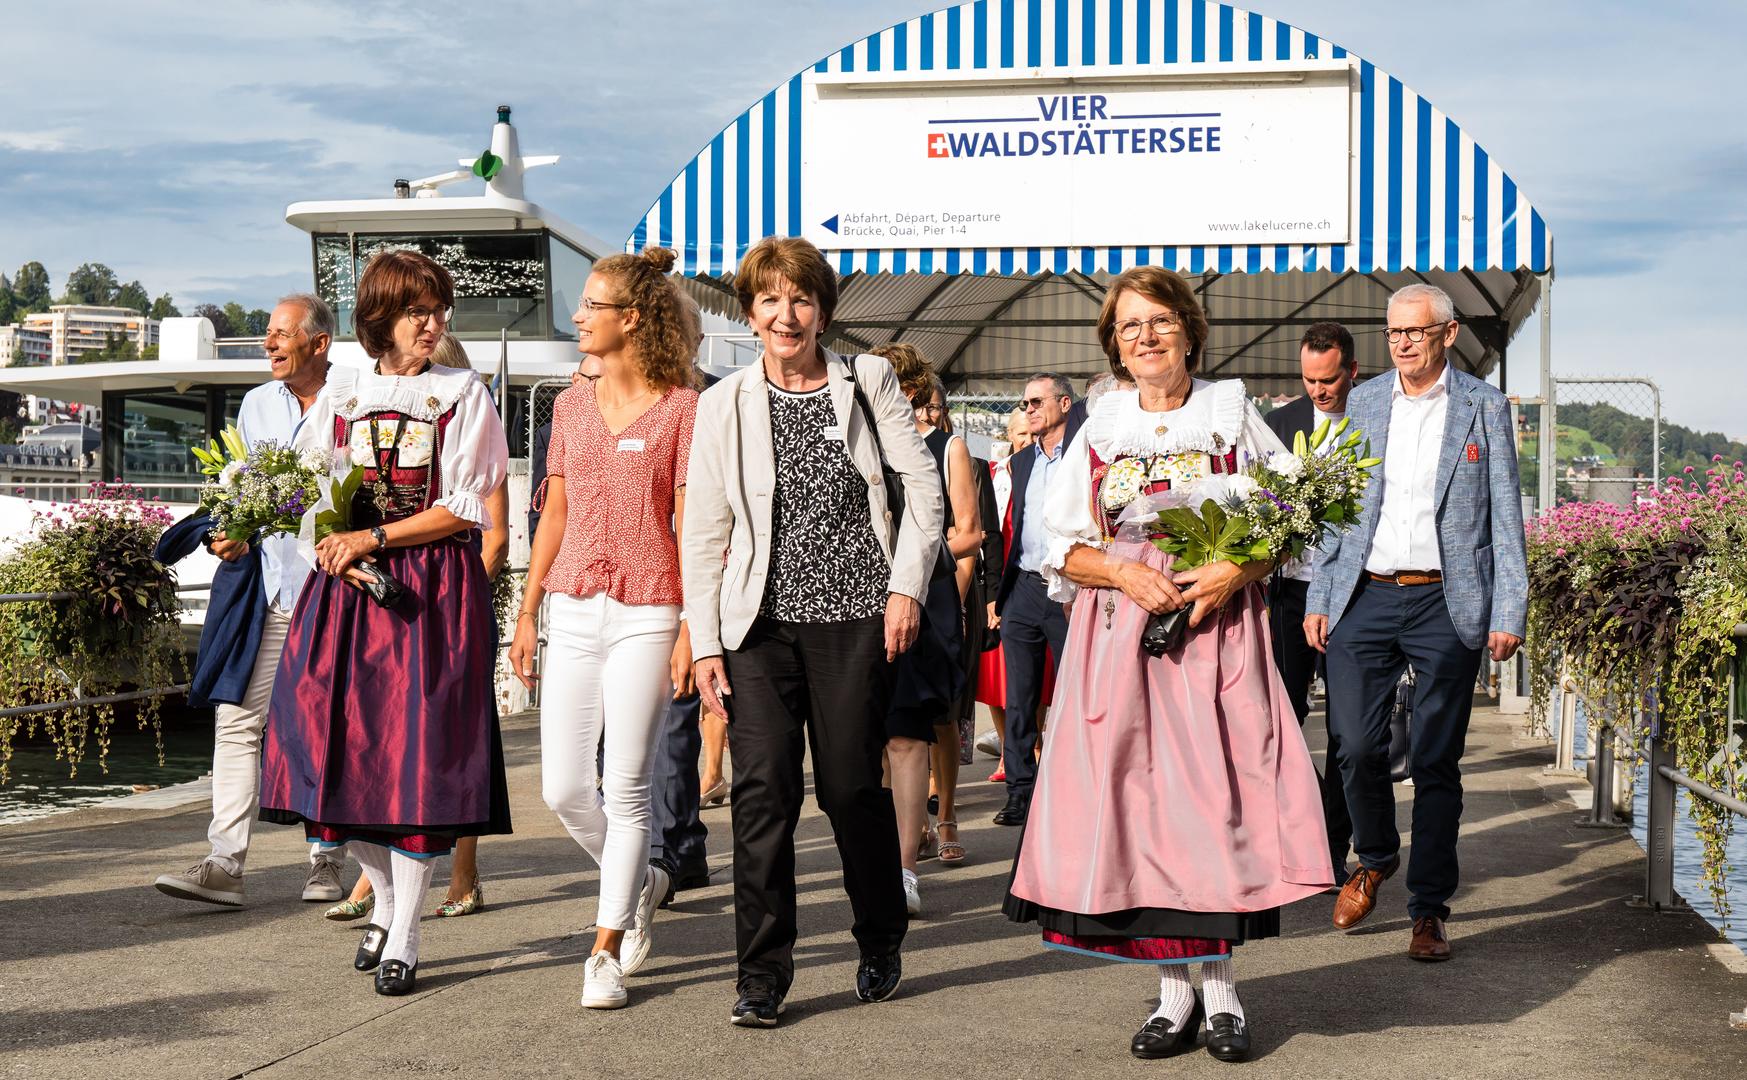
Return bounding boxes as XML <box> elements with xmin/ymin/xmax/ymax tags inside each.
<box><xmin>617</xmin><ymin>438</ymin><xmax>646</xmax><ymax>452</ymax></box>
<box><xmin>821</xmin><ymin>425</ymin><xmax>845</xmax><ymax>442</ymax></box>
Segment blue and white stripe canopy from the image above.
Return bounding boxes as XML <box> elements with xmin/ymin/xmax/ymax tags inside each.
<box><xmin>628</xmin><ymin>1</ymin><xmax>1552</xmax><ymax>392</ymax></box>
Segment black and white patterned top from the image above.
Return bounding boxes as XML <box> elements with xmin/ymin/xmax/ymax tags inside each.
<box><xmin>760</xmin><ymin>384</ymin><xmax>889</xmax><ymax>622</ymax></box>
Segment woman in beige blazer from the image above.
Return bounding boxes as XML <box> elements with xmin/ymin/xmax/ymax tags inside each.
<box><xmin>682</xmin><ymin>236</ymin><xmax>943</xmax><ymax>1028</ymax></box>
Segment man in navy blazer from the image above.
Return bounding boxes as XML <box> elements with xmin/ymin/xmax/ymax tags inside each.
<box><xmin>992</xmin><ymin>372</ymin><xmax>1081</xmax><ymax>826</ymax></box>
<box><xmin>1306</xmin><ymin>284</ymin><xmax>1528</xmax><ymax>962</ymax></box>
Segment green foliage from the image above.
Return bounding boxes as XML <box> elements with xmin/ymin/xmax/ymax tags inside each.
<box><xmin>1151</xmin><ymin>498</ymin><xmax>1272</xmax><ymax>569</ymax></box>
<box><xmin>1557</xmin><ymin>401</ymin><xmax>1747</xmax><ymax>478</ymax></box>
<box><xmin>221</xmin><ymin>302</ymin><xmax>249</xmax><ymax>338</ymax></box>
<box><xmin>192</xmin><ymin>303</ymin><xmax>234</xmax><ymax>337</ymax></box>
<box><xmin>0</xmin><ymin>485</ymin><xmax>183</xmax><ymax>784</ymax></box>
<box><xmin>12</xmin><ymin>261</ymin><xmax>50</xmax><ymax>312</ymax></box>
<box><xmin>79</xmin><ymin>331</ymin><xmax>139</xmax><ymax>363</ymax></box>
<box><xmin>148</xmin><ymin>294</ymin><xmax>180</xmax><ymax>320</ymax></box>
<box><xmin>113</xmin><ymin>280</ymin><xmax>151</xmax><ymax>315</ymax></box>
<box><xmin>62</xmin><ymin>262</ymin><xmax>120</xmax><ymax>306</ymax></box>
<box><xmin>312</xmin><ymin>467</ymin><xmax>365</xmax><ymax>540</ymax></box>
<box><xmin>0</xmin><ymin>282</ymin><xmax>15</xmax><ymax>324</ymax></box>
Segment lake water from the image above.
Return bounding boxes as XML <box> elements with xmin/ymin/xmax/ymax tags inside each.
<box><xmin>0</xmin><ymin>718</ymin><xmax>213</xmax><ymax>825</ymax></box>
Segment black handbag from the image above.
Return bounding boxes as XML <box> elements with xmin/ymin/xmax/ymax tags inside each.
<box><xmin>1140</xmin><ymin>607</ymin><xmax>1190</xmax><ymax>657</ymax></box>
<box><xmin>841</xmin><ymin>360</ymin><xmax>965</xmax><ymax>710</ymax></box>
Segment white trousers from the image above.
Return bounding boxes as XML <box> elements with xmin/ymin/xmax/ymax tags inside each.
<box><xmin>208</xmin><ymin>604</ymin><xmax>336</xmax><ymax>876</ymax></box>
<box><xmin>540</xmin><ymin>592</ymin><xmax>680</xmax><ymax>931</ymax></box>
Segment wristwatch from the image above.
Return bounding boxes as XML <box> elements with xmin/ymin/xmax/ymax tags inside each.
<box><xmin>370</xmin><ymin>526</ymin><xmax>388</xmax><ymax>552</ymax></box>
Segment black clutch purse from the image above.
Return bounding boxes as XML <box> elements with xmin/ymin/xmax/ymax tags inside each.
<box><xmin>352</xmin><ymin>561</ymin><xmax>408</xmax><ymax>610</ymax></box>
<box><xmin>1139</xmin><ymin>608</ymin><xmax>1190</xmax><ymax>657</ymax></box>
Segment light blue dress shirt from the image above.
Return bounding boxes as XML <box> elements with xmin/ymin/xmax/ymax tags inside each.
<box><xmin>235</xmin><ymin>381</ymin><xmax>316</xmax><ymax>612</ymax></box>
<box><xmin>1017</xmin><ymin>436</ymin><xmax>1068</xmax><ymax>573</ymax></box>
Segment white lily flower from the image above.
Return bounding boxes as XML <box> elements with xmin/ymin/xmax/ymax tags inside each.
<box><xmin>1266</xmin><ymin>450</ymin><xmax>1306</xmax><ymax>479</ymax></box>
<box><xmin>218</xmin><ymin>460</ymin><xmax>245</xmax><ymax>488</ymax></box>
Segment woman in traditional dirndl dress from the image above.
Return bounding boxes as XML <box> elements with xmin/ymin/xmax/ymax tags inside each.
<box><xmin>261</xmin><ymin>249</ymin><xmax>510</xmax><ymax>997</ymax></box>
<box><xmin>1003</xmin><ymin>267</ymin><xmax>1331</xmax><ymax>1061</ymax></box>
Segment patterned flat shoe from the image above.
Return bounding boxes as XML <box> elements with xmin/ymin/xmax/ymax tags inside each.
<box><xmin>436</xmin><ymin>881</ymin><xmax>484</xmax><ymax>918</ymax></box>
<box><xmin>324</xmin><ymin>896</ymin><xmax>374</xmax><ymax>922</ymax></box>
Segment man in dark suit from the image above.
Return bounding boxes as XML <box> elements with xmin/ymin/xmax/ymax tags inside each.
<box><xmin>992</xmin><ymin>372</ymin><xmax>1081</xmax><ymax>826</ymax></box>
<box><xmin>1265</xmin><ymin>321</ymin><xmax>1360</xmax><ymax>886</ymax></box>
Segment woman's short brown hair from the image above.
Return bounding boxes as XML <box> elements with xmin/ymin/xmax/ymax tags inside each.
<box><xmin>1095</xmin><ymin>266</ymin><xmax>1210</xmax><ymax>377</ymax></box>
<box><xmin>353</xmin><ymin>249</ymin><xmax>455</xmax><ymax>359</ymax></box>
<box><xmin>588</xmin><ymin>246</ymin><xmax>699</xmax><ymax>392</ymax></box>
<box><xmin>871</xmin><ymin>341</ymin><xmax>933</xmax><ymax>402</ymax></box>
<box><xmin>734</xmin><ymin>236</ymin><xmax>839</xmax><ymax>330</ymax></box>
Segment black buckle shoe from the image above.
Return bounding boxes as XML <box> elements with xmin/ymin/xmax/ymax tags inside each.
<box><xmin>1131</xmin><ymin>994</ymin><xmax>1203</xmax><ymax>1059</ymax></box>
<box><xmin>373</xmin><ymin>959</ymin><xmax>417</xmax><ymax>996</ymax></box>
<box><xmin>729</xmin><ymin>981</ymin><xmax>785</xmax><ymax>1027</ymax></box>
<box><xmin>992</xmin><ymin>794</ymin><xmax>1029</xmax><ymax>827</ymax></box>
<box><xmin>353</xmin><ymin>924</ymin><xmax>387</xmax><ymax>972</ymax></box>
<box><xmin>854</xmin><ymin>953</ymin><xmax>902</xmax><ymax>1003</ymax></box>
<box><xmin>1205</xmin><ymin>1011</ymin><xmax>1251</xmax><ymax>1062</ymax></box>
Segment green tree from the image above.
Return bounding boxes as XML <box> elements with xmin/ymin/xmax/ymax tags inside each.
<box><xmin>140</xmin><ymin>344</ymin><xmax>159</xmax><ymax>361</ymax></box>
<box><xmin>113</xmin><ymin>280</ymin><xmax>151</xmax><ymax>315</ymax></box>
<box><xmin>191</xmin><ymin>303</ymin><xmax>234</xmax><ymax>337</ymax></box>
<box><xmin>80</xmin><ymin>331</ymin><xmax>138</xmax><ymax>363</ymax></box>
<box><xmin>243</xmin><ymin>308</ymin><xmax>270</xmax><ymax>335</ymax></box>
<box><xmin>221</xmin><ymin>302</ymin><xmax>249</xmax><ymax>338</ymax></box>
<box><xmin>0</xmin><ymin>283</ymin><xmax>14</xmax><ymax>325</ymax></box>
<box><xmin>148</xmin><ymin>293</ymin><xmax>180</xmax><ymax>320</ymax></box>
<box><xmin>63</xmin><ymin>262</ymin><xmax>119</xmax><ymax>305</ymax></box>
<box><xmin>12</xmin><ymin>262</ymin><xmax>50</xmax><ymax>313</ymax></box>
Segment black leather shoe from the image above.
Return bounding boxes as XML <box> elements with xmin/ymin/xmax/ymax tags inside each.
<box><xmin>353</xmin><ymin>924</ymin><xmax>387</xmax><ymax>972</ymax></box>
<box><xmin>729</xmin><ymin>981</ymin><xmax>785</xmax><ymax>1027</ymax></box>
<box><xmin>1131</xmin><ymin>995</ymin><xmax>1203</xmax><ymax>1059</ymax></box>
<box><xmin>659</xmin><ymin>863</ymin><xmax>712</xmax><ymax>908</ymax></box>
<box><xmin>854</xmin><ymin>952</ymin><xmax>902</xmax><ymax>1002</ymax></box>
<box><xmin>1205</xmin><ymin>1011</ymin><xmax>1251</xmax><ymax>1062</ymax></box>
<box><xmin>373</xmin><ymin>959</ymin><xmax>417</xmax><ymax>996</ymax></box>
<box><xmin>992</xmin><ymin>794</ymin><xmax>1029</xmax><ymax>826</ymax></box>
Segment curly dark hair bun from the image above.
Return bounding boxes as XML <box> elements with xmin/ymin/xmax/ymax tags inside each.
<box><xmin>640</xmin><ymin>246</ymin><xmax>678</xmax><ymax>274</ymax></box>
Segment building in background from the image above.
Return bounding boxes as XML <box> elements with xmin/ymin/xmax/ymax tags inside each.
<box><xmin>0</xmin><ymin>325</ymin><xmax>53</xmax><ymax>367</ymax></box>
<box><xmin>21</xmin><ymin>305</ymin><xmax>159</xmax><ymax>365</ymax></box>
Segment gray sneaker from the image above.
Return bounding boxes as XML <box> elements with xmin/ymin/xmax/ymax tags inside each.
<box><xmin>302</xmin><ymin>859</ymin><xmax>344</xmax><ymax>902</ymax></box>
<box><xmin>154</xmin><ymin>860</ymin><xmax>244</xmax><ymax>907</ymax></box>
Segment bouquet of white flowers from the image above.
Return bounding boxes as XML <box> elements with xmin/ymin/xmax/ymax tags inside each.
<box><xmin>191</xmin><ymin>426</ymin><xmax>405</xmax><ymax>608</ymax></box>
<box><xmin>1117</xmin><ymin>418</ymin><xmax>1380</xmax><ymax>655</ymax></box>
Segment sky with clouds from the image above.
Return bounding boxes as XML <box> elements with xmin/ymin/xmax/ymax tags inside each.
<box><xmin>3</xmin><ymin>1</ymin><xmax>1741</xmax><ymax>435</ymax></box>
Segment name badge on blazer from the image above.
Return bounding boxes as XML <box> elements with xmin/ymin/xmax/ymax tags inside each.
<box><xmin>821</xmin><ymin>425</ymin><xmax>845</xmax><ymax>442</ymax></box>
<box><xmin>617</xmin><ymin>438</ymin><xmax>646</xmax><ymax>452</ymax></box>
<box><xmin>1465</xmin><ymin>443</ymin><xmax>1481</xmax><ymax>463</ymax></box>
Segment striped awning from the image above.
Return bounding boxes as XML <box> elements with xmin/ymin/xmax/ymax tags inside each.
<box><xmin>629</xmin><ymin>1</ymin><xmax>1553</xmax><ymax>393</ymax></box>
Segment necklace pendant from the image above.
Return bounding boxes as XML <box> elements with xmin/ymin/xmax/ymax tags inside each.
<box><xmin>1154</xmin><ymin>423</ymin><xmax>1169</xmax><ymax>437</ymax></box>
<box><xmin>1103</xmin><ymin>596</ymin><xmax>1116</xmax><ymax>629</ymax></box>
<box><xmin>1212</xmin><ymin>432</ymin><xmax>1226</xmax><ymax>450</ymax></box>
<box><xmin>372</xmin><ymin>481</ymin><xmax>393</xmax><ymax>513</ymax></box>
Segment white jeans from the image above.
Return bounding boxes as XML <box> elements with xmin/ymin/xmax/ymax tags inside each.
<box><xmin>208</xmin><ymin>604</ymin><xmax>336</xmax><ymax>876</ymax></box>
<box><xmin>540</xmin><ymin>592</ymin><xmax>680</xmax><ymax>931</ymax></box>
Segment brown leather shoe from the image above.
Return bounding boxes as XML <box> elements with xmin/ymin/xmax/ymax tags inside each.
<box><xmin>1408</xmin><ymin>916</ymin><xmax>1452</xmax><ymax>961</ymax></box>
<box><xmin>1330</xmin><ymin>855</ymin><xmax>1399</xmax><ymax>929</ymax></box>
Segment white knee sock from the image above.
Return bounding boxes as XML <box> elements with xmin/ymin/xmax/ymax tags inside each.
<box><xmin>1151</xmin><ymin>963</ymin><xmax>1197</xmax><ymax>1025</ymax></box>
<box><xmin>1200</xmin><ymin>956</ymin><xmax>1244</xmax><ymax>1021</ymax></box>
<box><xmin>385</xmin><ymin>851</ymin><xmax>435</xmax><ymax>967</ymax></box>
<box><xmin>349</xmin><ymin>841</ymin><xmax>395</xmax><ymax>931</ymax></box>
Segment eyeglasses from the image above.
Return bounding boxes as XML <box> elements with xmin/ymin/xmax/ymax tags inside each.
<box><xmin>404</xmin><ymin>305</ymin><xmax>453</xmax><ymax>326</ymax></box>
<box><xmin>1384</xmin><ymin>321</ymin><xmax>1451</xmax><ymax>345</ymax></box>
<box><xmin>913</xmin><ymin>401</ymin><xmax>943</xmax><ymax>416</ymax></box>
<box><xmin>1020</xmin><ymin>396</ymin><xmax>1064</xmax><ymax>412</ymax></box>
<box><xmin>263</xmin><ymin>327</ymin><xmax>304</xmax><ymax>345</ymax></box>
<box><xmin>577</xmin><ymin>298</ymin><xmax>627</xmax><ymax>315</ymax></box>
<box><xmin>1114</xmin><ymin>313</ymin><xmax>1183</xmax><ymax>341</ymax></box>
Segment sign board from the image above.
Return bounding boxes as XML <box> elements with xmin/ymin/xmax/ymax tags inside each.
<box><xmin>803</xmin><ymin>66</ymin><xmax>1351</xmax><ymax>251</ymax></box>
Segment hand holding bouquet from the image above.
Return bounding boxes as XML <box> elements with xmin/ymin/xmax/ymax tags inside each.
<box><xmin>1118</xmin><ymin>418</ymin><xmax>1380</xmax><ymax>655</ymax></box>
<box><xmin>191</xmin><ymin>427</ymin><xmax>406</xmax><ymax>608</ymax></box>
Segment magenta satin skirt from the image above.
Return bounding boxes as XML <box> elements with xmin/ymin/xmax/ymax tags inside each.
<box><xmin>259</xmin><ymin>536</ymin><xmax>511</xmax><ymax>854</ymax></box>
<box><xmin>1006</xmin><ymin>538</ymin><xmax>1331</xmax><ymax>957</ymax></box>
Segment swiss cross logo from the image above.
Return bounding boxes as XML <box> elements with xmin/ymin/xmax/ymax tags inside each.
<box><xmin>927</xmin><ymin>133</ymin><xmax>951</xmax><ymax>158</ymax></box>
<box><xmin>1466</xmin><ymin>443</ymin><xmax>1480</xmax><ymax>463</ymax></box>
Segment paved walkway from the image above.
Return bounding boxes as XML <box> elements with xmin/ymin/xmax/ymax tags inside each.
<box><xmin>2</xmin><ymin>707</ymin><xmax>1744</xmax><ymax>1079</ymax></box>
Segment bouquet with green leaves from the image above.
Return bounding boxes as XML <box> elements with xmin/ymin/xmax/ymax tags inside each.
<box><xmin>1117</xmin><ymin>418</ymin><xmax>1381</xmax><ymax>654</ymax></box>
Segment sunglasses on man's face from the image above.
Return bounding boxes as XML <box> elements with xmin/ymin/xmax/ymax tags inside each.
<box><xmin>1020</xmin><ymin>396</ymin><xmax>1064</xmax><ymax>412</ymax></box>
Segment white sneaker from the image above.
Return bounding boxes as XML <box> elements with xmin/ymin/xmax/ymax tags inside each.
<box><xmin>974</xmin><ymin>730</ymin><xmax>1002</xmax><ymax>759</ymax></box>
<box><xmin>902</xmin><ymin>868</ymin><xmax>921</xmax><ymax>917</ymax></box>
<box><xmin>580</xmin><ymin>950</ymin><xmax>628</xmax><ymax>1009</ymax></box>
<box><xmin>153</xmin><ymin>859</ymin><xmax>244</xmax><ymax>907</ymax></box>
<box><xmin>619</xmin><ymin>864</ymin><xmax>669</xmax><ymax>976</ymax></box>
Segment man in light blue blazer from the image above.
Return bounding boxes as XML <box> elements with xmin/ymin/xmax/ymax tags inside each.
<box><xmin>1304</xmin><ymin>283</ymin><xmax>1528</xmax><ymax>962</ymax></box>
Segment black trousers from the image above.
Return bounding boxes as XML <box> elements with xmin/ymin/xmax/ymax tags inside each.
<box><xmin>999</xmin><ymin>570</ymin><xmax>1069</xmax><ymax>801</ymax></box>
<box><xmin>1325</xmin><ymin>579</ymin><xmax>1483</xmax><ymax>921</ymax></box>
<box><xmin>722</xmin><ymin>615</ymin><xmax>905</xmax><ymax>994</ymax></box>
<box><xmin>648</xmin><ymin>692</ymin><xmax>708</xmax><ymax>880</ymax></box>
<box><xmin>1268</xmin><ymin>575</ymin><xmax>1354</xmax><ymax>875</ymax></box>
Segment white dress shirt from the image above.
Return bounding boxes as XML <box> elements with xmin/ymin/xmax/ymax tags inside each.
<box><xmin>1365</xmin><ymin>364</ymin><xmax>1451</xmax><ymax>574</ymax></box>
<box><xmin>236</xmin><ymin>381</ymin><xmax>316</xmax><ymax>612</ymax></box>
<box><xmin>1284</xmin><ymin>406</ymin><xmax>1347</xmax><ymax>583</ymax></box>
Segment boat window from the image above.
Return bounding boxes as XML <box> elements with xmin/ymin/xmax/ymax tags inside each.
<box><xmin>548</xmin><ymin>236</ymin><xmax>594</xmax><ymax>340</ymax></box>
<box><xmin>114</xmin><ymin>391</ymin><xmax>207</xmax><ymax>493</ymax></box>
<box><xmin>315</xmin><ymin>232</ymin><xmax>552</xmax><ymax>340</ymax></box>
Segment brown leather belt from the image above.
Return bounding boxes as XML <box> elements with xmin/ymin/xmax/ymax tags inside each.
<box><xmin>1368</xmin><ymin>570</ymin><xmax>1443</xmax><ymax>586</ymax></box>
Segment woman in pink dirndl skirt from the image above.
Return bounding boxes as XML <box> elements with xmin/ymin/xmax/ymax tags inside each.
<box><xmin>1003</xmin><ymin>268</ymin><xmax>1331</xmax><ymax>1063</ymax></box>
